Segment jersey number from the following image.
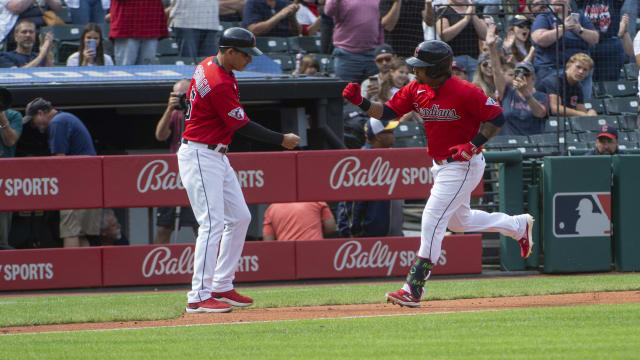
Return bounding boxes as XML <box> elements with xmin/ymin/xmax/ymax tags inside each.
<box><xmin>185</xmin><ymin>87</ymin><xmax>196</xmax><ymax>121</ymax></box>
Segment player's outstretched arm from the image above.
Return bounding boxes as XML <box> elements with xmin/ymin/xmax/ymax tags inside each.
<box><xmin>342</xmin><ymin>82</ymin><xmax>395</xmax><ymax>120</ymax></box>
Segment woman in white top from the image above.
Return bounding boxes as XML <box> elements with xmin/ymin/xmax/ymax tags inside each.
<box><xmin>66</xmin><ymin>22</ymin><xmax>113</xmax><ymax>66</ymax></box>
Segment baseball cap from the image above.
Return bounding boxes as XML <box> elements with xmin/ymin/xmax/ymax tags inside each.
<box><xmin>23</xmin><ymin>97</ymin><xmax>52</xmax><ymax>123</ymax></box>
<box><xmin>510</xmin><ymin>15</ymin><xmax>531</xmax><ymax>27</ymax></box>
<box><xmin>364</xmin><ymin>118</ymin><xmax>399</xmax><ymax>139</ymax></box>
<box><xmin>515</xmin><ymin>61</ymin><xmax>535</xmax><ymax>74</ymax></box>
<box><xmin>597</xmin><ymin>125</ymin><xmax>618</xmax><ymax>140</ymax></box>
<box><xmin>374</xmin><ymin>44</ymin><xmax>394</xmax><ymax>57</ymax></box>
<box><xmin>452</xmin><ymin>60</ymin><xmax>466</xmax><ymax>72</ymax></box>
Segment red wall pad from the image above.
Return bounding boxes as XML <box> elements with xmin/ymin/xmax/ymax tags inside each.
<box><xmin>0</xmin><ymin>156</ymin><xmax>103</xmax><ymax>211</ymax></box>
<box><xmin>296</xmin><ymin>148</ymin><xmax>482</xmax><ymax>202</ymax></box>
<box><xmin>295</xmin><ymin>235</ymin><xmax>482</xmax><ymax>279</ymax></box>
<box><xmin>0</xmin><ymin>248</ymin><xmax>102</xmax><ymax>290</ymax></box>
<box><xmin>102</xmin><ymin>242</ymin><xmax>296</xmax><ymax>287</ymax></box>
<box><xmin>102</xmin><ymin>152</ymin><xmax>297</xmax><ymax>208</ymax></box>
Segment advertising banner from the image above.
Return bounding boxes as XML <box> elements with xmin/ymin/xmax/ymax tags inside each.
<box><xmin>0</xmin><ymin>156</ymin><xmax>103</xmax><ymax>211</ymax></box>
<box><xmin>0</xmin><ymin>248</ymin><xmax>102</xmax><ymax>290</ymax></box>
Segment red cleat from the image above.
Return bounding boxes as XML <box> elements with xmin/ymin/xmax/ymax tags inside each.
<box><xmin>385</xmin><ymin>289</ymin><xmax>420</xmax><ymax>308</ymax></box>
<box><xmin>518</xmin><ymin>214</ymin><xmax>535</xmax><ymax>259</ymax></box>
<box><xmin>186</xmin><ymin>297</ymin><xmax>232</xmax><ymax>314</ymax></box>
<box><xmin>212</xmin><ymin>289</ymin><xmax>254</xmax><ymax>307</ymax></box>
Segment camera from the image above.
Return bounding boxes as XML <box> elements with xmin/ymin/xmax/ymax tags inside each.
<box><xmin>0</xmin><ymin>87</ymin><xmax>12</xmax><ymax>111</ymax></box>
<box><xmin>514</xmin><ymin>68</ymin><xmax>525</xmax><ymax>78</ymax></box>
<box><xmin>174</xmin><ymin>93</ymin><xmax>187</xmax><ymax>111</ymax></box>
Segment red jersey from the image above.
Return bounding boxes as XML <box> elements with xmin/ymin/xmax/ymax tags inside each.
<box><xmin>386</xmin><ymin>76</ymin><xmax>502</xmax><ymax>160</ymax></box>
<box><xmin>182</xmin><ymin>57</ymin><xmax>250</xmax><ymax>145</ymax></box>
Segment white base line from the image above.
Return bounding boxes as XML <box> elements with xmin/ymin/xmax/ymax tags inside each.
<box><xmin>5</xmin><ymin>309</ymin><xmax>503</xmax><ymax>337</ymax></box>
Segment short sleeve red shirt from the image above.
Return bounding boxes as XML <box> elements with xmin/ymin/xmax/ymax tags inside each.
<box><xmin>182</xmin><ymin>57</ymin><xmax>250</xmax><ymax>145</ymax></box>
<box><xmin>386</xmin><ymin>76</ymin><xmax>503</xmax><ymax>160</ymax></box>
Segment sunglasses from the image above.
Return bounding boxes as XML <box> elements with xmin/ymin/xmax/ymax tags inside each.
<box><xmin>375</xmin><ymin>55</ymin><xmax>393</xmax><ymax>64</ymax></box>
<box><xmin>481</xmin><ymin>62</ymin><xmax>491</xmax><ymax>68</ymax></box>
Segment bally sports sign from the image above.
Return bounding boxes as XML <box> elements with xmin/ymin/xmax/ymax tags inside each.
<box><xmin>0</xmin><ymin>236</ymin><xmax>481</xmax><ymax>290</ymax></box>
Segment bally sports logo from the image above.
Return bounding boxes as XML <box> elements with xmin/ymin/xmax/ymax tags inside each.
<box><xmin>333</xmin><ymin>240</ymin><xmax>446</xmax><ymax>276</ymax></box>
<box><xmin>137</xmin><ymin>160</ymin><xmax>184</xmax><ymax>193</ymax></box>
<box><xmin>141</xmin><ymin>247</ymin><xmax>259</xmax><ymax>278</ymax></box>
<box><xmin>330</xmin><ymin>156</ymin><xmax>432</xmax><ymax>195</ymax></box>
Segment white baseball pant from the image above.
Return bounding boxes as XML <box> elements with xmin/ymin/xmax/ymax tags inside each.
<box><xmin>177</xmin><ymin>142</ymin><xmax>251</xmax><ymax>304</ymax></box>
<box><xmin>417</xmin><ymin>153</ymin><xmax>528</xmax><ymax>262</ymax></box>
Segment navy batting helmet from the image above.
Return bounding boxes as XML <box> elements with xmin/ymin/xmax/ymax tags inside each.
<box><xmin>219</xmin><ymin>27</ymin><xmax>263</xmax><ymax>56</ymax></box>
<box><xmin>407</xmin><ymin>40</ymin><xmax>453</xmax><ymax>78</ymax></box>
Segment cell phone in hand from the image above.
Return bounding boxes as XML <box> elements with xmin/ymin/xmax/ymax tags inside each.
<box><xmin>87</xmin><ymin>39</ymin><xmax>97</xmax><ymax>52</ymax></box>
<box><xmin>570</xmin><ymin>12</ymin><xmax>579</xmax><ymax>22</ymax></box>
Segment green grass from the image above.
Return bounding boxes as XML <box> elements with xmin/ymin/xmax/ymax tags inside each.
<box><xmin>1</xmin><ymin>303</ymin><xmax>639</xmax><ymax>359</ymax></box>
<box><xmin>1</xmin><ymin>273</ymin><xmax>639</xmax><ymax>327</ymax></box>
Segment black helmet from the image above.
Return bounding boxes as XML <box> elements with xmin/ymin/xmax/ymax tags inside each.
<box><xmin>219</xmin><ymin>27</ymin><xmax>263</xmax><ymax>56</ymax></box>
<box><xmin>407</xmin><ymin>40</ymin><xmax>453</xmax><ymax>68</ymax></box>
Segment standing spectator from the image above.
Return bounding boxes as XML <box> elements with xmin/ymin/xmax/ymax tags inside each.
<box><xmin>242</xmin><ymin>0</ymin><xmax>301</xmax><ymax>37</ymax></box>
<box><xmin>24</xmin><ymin>97</ymin><xmax>102</xmax><ymax>248</ymax></box>
<box><xmin>262</xmin><ymin>202</ymin><xmax>336</xmax><ymax>241</ymax></box>
<box><xmin>582</xmin><ymin>0</ymin><xmax>634</xmax><ymax>81</ymax></box>
<box><xmin>154</xmin><ymin>79</ymin><xmax>198</xmax><ymax>244</ymax></box>
<box><xmin>360</xmin><ymin>44</ymin><xmax>395</xmax><ymax>101</ymax></box>
<box><xmin>634</xmin><ymin>29</ymin><xmax>640</xmax><ymax>124</ymax></box>
<box><xmin>380</xmin><ymin>0</ymin><xmax>436</xmax><ymax>58</ymax></box>
<box><xmin>66</xmin><ymin>0</ymin><xmax>110</xmax><ymax>25</ymax></box>
<box><xmin>170</xmin><ymin>0</ymin><xmax>222</xmax><ymax>58</ymax></box>
<box><xmin>435</xmin><ymin>0</ymin><xmax>488</xmax><ymax>71</ymax></box>
<box><xmin>539</xmin><ymin>52</ymin><xmax>597</xmax><ymax>116</ymax></box>
<box><xmin>296</xmin><ymin>0</ymin><xmax>321</xmax><ymax>36</ymax></box>
<box><xmin>0</xmin><ymin>19</ymin><xmax>53</xmax><ymax>67</ymax></box>
<box><xmin>318</xmin><ymin>0</ymin><xmax>333</xmax><ymax>54</ymax></box>
<box><xmin>100</xmin><ymin>209</ymin><xmax>129</xmax><ymax>246</ymax></box>
<box><xmin>324</xmin><ymin>0</ymin><xmax>383</xmax><ymax>83</ymax></box>
<box><xmin>337</xmin><ymin>118</ymin><xmax>404</xmax><ymax>238</ymax></box>
<box><xmin>531</xmin><ymin>0</ymin><xmax>598</xmax><ymax>90</ymax></box>
<box><xmin>0</xmin><ymin>87</ymin><xmax>22</xmax><ymax>250</ymax></box>
<box><xmin>66</xmin><ymin>22</ymin><xmax>114</xmax><ymax>66</ymax></box>
<box><xmin>588</xmin><ymin>125</ymin><xmax>626</xmax><ymax>154</ymax></box>
<box><xmin>109</xmin><ymin>0</ymin><xmax>168</xmax><ymax>65</ymax></box>
<box><xmin>487</xmin><ymin>26</ymin><xmax>548</xmax><ymax>135</ymax></box>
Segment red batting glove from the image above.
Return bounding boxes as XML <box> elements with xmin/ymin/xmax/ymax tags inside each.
<box><xmin>342</xmin><ymin>82</ymin><xmax>363</xmax><ymax>105</ymax></box>
<box><xmin>449</xmin><ymin>142</ymin><xmax>480</xmax><ymax>162</ymax></box>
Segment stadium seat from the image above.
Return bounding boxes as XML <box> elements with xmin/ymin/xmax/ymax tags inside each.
<box><xmin>486</xmin><ymin>135</ymin><xmax>531</xmax><ymax>149</ymax></box>
<box><xmin>287</xmin><ymin>36</ymin><xmax>322</xmax><ymax>54</ymax></box>
<box><xmin>267</xmin><ymin>53</ymin><xmax>294</xmax><ymax>72</ymax></box>
<box><xmin>157</xmin><ymin>38</ymin><xmax>179</xmax><ymax>56</ymax></box>
<box><xmin>59</xmin><ymin>7</ymin><xmax>72</xmax><ymax>23</ymax></box>
<box><xmin>530</xmin><ymin>133</ymin><xmax>561</xmax><ymax>147</ymax></box>
<box><xmin>604</xmin><ymin>97</ymin><xmax>639</xmax><ymax>115</ymax></box>
<box><xmin>617</xmin><ymin>141</ymin><xmax>638</xmax><ymax>150</ymax></box>
<box><xmin>255</xmin><ymin>37</ymin><xmax>289</xmax><ymax>53</ymax></box>
<box><xmin>618</xmin><ymin>114</ymin><xmax>638</xmax><ymax>130</ymax></box>
<box><xmin>594</xmin><ymin>81</ymin><xmax>637</xmax><ymax>98</ymax></box>
<box><xmin>153</xmin><ymin>56</ymin><xmax>197</xmax><ymax>65</ymax></box>
<box><xmin>569</xmin><ymin>115</ymin><xmax>618</xmax><ymax>132</ymax></box>
<box><xmin>618</xmin><ymin>131</ymin><xmax>636</xmax><ymax>142</ymax></box>
<box><xmin>583</xmin><ymin>98</ymin><xmax>604</xmax><ymax>114</ymax></box>
<box><xmin>624</xmin><ymin>62</ymin><xmax>638</xmax><ymax>80</ymax></box>
<box><xmin>392</xmin><ymin>122</ymin><xmax>426</xmax><ymax>148</ymax></box>
<box><xmin>543</xmin><ymin>118</ymin><xmax>566</xmax><ymax>133</ymax></box>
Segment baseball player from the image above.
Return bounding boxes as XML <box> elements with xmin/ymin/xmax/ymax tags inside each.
<box><xmin>178</xmin><ymin>27</ymin><xmax>301</xmax><ymax>314</ymax></box>
<box><xmin>342</xmin><ymin>40</ymin><xmax>534</xmax><ymax>308</ymax></box>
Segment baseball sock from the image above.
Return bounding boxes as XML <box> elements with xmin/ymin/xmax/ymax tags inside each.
<box><xmin>404</xmin><ymin>257</ymin><xmax>433</xmax><ymax>299</ymax></box>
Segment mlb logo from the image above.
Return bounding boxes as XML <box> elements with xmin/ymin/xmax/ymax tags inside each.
<box><xmin>553</xmin><ymin>192</ymin><xmax>611</xmax><ymax>237</ymax></box>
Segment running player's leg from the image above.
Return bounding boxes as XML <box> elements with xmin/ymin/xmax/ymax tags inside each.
<box><xmin>178</xmin><ymin>147</ymin><xmax>226</xmax><ymax>303</ymax></box>
<box><xmin>212</xmin><ymin>157</ymin><xmax>252</xmax><ymax>292</ymax></box>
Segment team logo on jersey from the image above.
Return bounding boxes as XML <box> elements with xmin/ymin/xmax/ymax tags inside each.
<box><xmin>552</xmin><ymin>192</ymin><xmax>611</xmax><ymax>237</ymax></box>
<box><xmin>228</xmin><ymin>107</ymin><xmax>245</xmax><ymax>121</ymax></box>
<box><xmin>413</xmin><ymin>104</ymin><xmax>460</xmax><ymax>121</ymax></box>
<box><xmin>485</xmin><ymin>97</ymin><xmax>498</xmax><ymax>106</ymax></box>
